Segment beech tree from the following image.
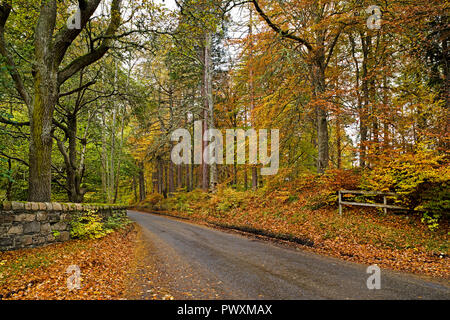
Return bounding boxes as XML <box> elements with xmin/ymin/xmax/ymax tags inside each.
<box><xmin>251</xmin><ymin>0</ymin><xmax>357</xmax><ymax>173</ymax></box>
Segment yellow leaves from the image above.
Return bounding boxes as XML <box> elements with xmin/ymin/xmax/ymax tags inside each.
<box><xmin>273</xmin><ymin>190</ymin><xmax>291</xmax><ymax>204</ymax></box>
<box><xmin>275</xmin><ymin>195</ymin><xmax>290</xmax><ymax>203</ymax></box>
<box><xmin>364</xmin><ymin>143</ymin><xmax>447</xmax><ymax>193</ymax></box>
<box><xmin>138</xmin><ymin>193</ymin><xmax>164</xmax><ymax>209</ymax></box>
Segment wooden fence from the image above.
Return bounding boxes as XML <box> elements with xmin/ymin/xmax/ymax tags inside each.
<box><xmin>338</xmin><ymin>190</ymin><xmax>407</xmax><ymax>215</ymax></box>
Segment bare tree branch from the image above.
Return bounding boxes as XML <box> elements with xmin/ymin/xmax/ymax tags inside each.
<box><xmin>0</xmin><ymin>151</ymin><xmax>29</xmax><ymax>167</ymax></box>
<box><xmin>0</xmin><ymin>116</ymin><xmax>29</xmax><ymax>126</ymax></box>
<box><xmin>53</xmin><ymin>0</ymin><xmax>103</xmax><ymax>67</ymax></box>
<box><xmin>0</xmin><ymin>1</ymin><xmax>32</xmax><ymax>107</ymax></box>
<box><xmin>58</xmin><ymin>0</ymin><xmax>123</xmax><ymax>85</ymax></box>
<box><xmin>60</xmin><ymin>80</ymin><xmax>97</xmax><ymax>97</ymax></box>
<box><xmin>251</xmin><ymin>0</ymin><xmax>313</xmax><ymax>51</ymax></box>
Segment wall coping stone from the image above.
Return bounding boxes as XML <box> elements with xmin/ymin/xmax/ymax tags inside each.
<box><xmin>1</xmin><ymin>201</ymin><xmax>128</xmax><ymax>212</ymax></box>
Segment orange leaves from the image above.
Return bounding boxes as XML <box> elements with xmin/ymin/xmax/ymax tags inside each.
<box><xmin>0</xmin><ymin>225</ymin><xmax>138</xmax><ymax>300</ymax></box>
<box><xmin>152</xmin><ymin>178</ymin><xmax>449</xmax><ymax>278</ymax></box>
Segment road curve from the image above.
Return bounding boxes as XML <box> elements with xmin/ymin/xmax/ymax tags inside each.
<box><xmin>128</xmin><ymin>210</ymin><xmax>450</xmax><ymax>300</ymax></box>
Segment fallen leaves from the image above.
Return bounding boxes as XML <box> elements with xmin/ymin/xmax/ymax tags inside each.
<box><xmin>124</xmin><ymin>225</ymin><xmax>177</xmax><ymax>300</ymax></box>
<box><xmin>0</xmin><ymin>224</ymin><xmax>138</xmax><ymax>300</ymax></box>
<box><xmin>142</xmin><ymin>187</ymin><xmax>450</xmax><ymax>279</ymax></box>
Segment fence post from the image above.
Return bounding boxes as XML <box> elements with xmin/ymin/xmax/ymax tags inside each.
<box><xmin>339</xmin><ymin>190</ymin><xmax>342</xmax><ymax>216</ymax></box>
<box><xmin>383</xmin><ymin>195</ymin><xmax>387</xmax><ymax>214</ymax></box>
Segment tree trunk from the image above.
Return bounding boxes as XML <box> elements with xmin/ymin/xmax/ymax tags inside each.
<box><xmin>163</xmin><ymin>162</ymin><xmax>168</xmax><ymax>198</ymax></box>
<box><xmin>249</xmin><ymin>7</ymin><xmax>258</xmax><ymax>190</ymax></box>
<box><xmin>28</xmin><ymin>68</ymin><xmax>58</xmax><ymax>202</ymax></box>
<box><xmin>6</xmin><ymin>159</ymin><xmax>12</xmax><ymax>201</ymax></box>
<box><xmin>138</xmin><ymin>161</ymin><xmax>145</xmax><ymax>201</ymax></box>
<box><xmin>202</xmin><ymin>89</ymin><xmax>209</xmax><ymax>191</ymax></box>
<box><xmin>133</xmin><ymin>176</ymin><xmax>138</xmax><ymax>203</ymax></box>
<box><xmin>185</xmin><ymin>164</ymin><xmax>190</xmax><ymax>192</ymax></box>
<box><xmin>336</xmin><ymin>115</ymin><xmax>342</xmax><ymax>169</ymax></box>
<box><xmin>64</xmin><ymin>114</ymin><xmax>86</xmax><ymax>203</ymax></box>
<box><xmin>169</xmin><ymin>161</ymin><xmax>174</xmax><ymax>194</ymax></box>
<box><xmin>177</xmin><ymin>164</ymin><xmax>182</xmax><ymax>189</ymax></box>
<box><xmin>233</xmin><ymin>161</ymin><xmax>237</xmax><ymax>187</ymax></box>
<box><xmin>360</xmin><ymin>33</ymin><xmax>371</xmax><ymax>168</ymax></box>
<box><xmin>383</xmin><ymin>69</ymin><xmax>390</xmax><ymax>149</ymax></box>
<box><xmin>251</xmin><ymin>168</ymin><xmax>258</xmax><ymax>191</ymax></box>
<box><xmin>204</xmin><ymin>32</ymin><xmax>217</xmax><ymax>191</ymax></box>
<box><xmin>101</xmin><ymin>104</ymin><xmax>108</xmax><ymax>202</ymax></box>
<box><xmin>312</xmin><ymin>51</ymin><xmax>329</xmax><ymax>173</ymax></box>
<box><xmin>157</xmin><ymin>158</ymin><xmax>163</xmax><ymax>194</ymax></box>
<box><xmin>109</xmin><ymin>62</ymin><xmax>118</xmax><ymax>201</ymax></box>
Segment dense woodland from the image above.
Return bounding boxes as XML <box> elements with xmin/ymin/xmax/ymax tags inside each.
<box><xmin>0</xmin><ymin>0</ymin><xmax>448</xmax><ymax>226</ymax></box>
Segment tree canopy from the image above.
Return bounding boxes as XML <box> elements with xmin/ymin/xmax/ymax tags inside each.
<box><xmin>0</xmin><ymin>0</ymin><xmax>447</xmax><ymax>225</ymax></box>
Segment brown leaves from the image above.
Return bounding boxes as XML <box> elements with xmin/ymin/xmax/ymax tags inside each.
<box><xmin>0</xmin><ymin>224</ymin><xmax>138</xmax><ymax>300</ymax></box>
<box><xmin>153</xmin><ymin>186</ymin><xmax>449</xmax><ymax>279</ymax></box>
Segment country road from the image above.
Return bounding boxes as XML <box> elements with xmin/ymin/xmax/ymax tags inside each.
<box><xmin>128</xmin><ymin>210</ymin><xmax>450</xmax><ymax>300</ymax></box>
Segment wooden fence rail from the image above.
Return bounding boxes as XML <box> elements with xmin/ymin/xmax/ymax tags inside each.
<box><xmin>338</xmin><ymin>190</ymin><xmax>407</xmax><ymax>215</ymax></box>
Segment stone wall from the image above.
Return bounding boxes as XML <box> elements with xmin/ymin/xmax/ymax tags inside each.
<box><xmin>0</xmin><ymin>202</ymin><xmax>128</xmax><ymax>251</ymax></box>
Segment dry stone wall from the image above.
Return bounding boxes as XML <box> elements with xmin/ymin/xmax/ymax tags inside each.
<box><xmin>0</xmin><ymin>202</ymin><xmax>127</xmax><ymax>251</ymax></box>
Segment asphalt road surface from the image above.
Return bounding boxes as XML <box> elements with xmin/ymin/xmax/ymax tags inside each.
<box><xmin>128</xmin><ymin>210</ymin><xmax>450</xmax><ymax>300</ymax></box>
